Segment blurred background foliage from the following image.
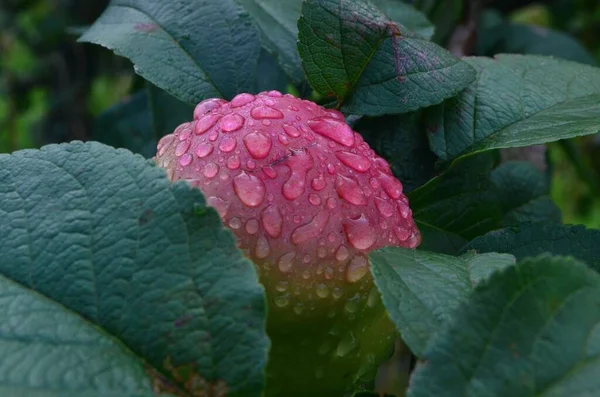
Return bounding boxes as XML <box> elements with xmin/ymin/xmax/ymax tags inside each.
<box><xmin>1</xmin><ymin>0</ymin><xmax>599</xmax><ymax>227</ymax></box>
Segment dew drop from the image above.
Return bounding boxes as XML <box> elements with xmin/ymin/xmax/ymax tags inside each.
<box><xmin>325</xmin><ymin>266</ymin><xmax>334</xmax><ymax>280</ymax></box>
<box><xmin>369</xmin><ymin>178</ymin><xmax>380</xmax><ymax>189</ymax></box>
<box><xmin>398</xmin><ymin>201</ymin><xmax>410</xmax><ymax>219</ymax></box>
<box><xmin>251</xmin><ymin>106</ymin><xmax>284</xmax><ymax>120</ymax></box>
<box><xmin>262</xmin><ymin>166</ymin><xmax>277</xmax><ymax>179</ymax></box>
<box><xmin>194</xmin><ymin>98</ymin><xmax>226</xmax><ymax>119</ymax></box>
<box><xmin>218</xmin><ymin>137</ymin><xmax>237</xmax><ymax>152</ymax></box>
<box><xmin>206</xmin><ymin>196</ymin><xmax>229</xmax><ymax>218</ymax></box>
<box><xmin>178</xmin><ymin>127</ymin><xmax>192</xmax><ymax>141</ymax></box>
<box><xmin>326</xmin><ymin>109</ymin><xmax>345</xmax><ymax>120</ymax></box>
<box><xmin>247</xmin><ymin>160</ymin><xmax>257</xmax><ymax>170</ymax></box>
<box><xmin>327</xmin><ymin>164</ymin><xmax>336</xmax><ymax>175</ymax></box>
<box><xmin>255</xmin><ymin>235</ymin><xmax>270</xmax><ymax>259</ymax></box>
<box><xmin>267</xmin><ymin>90</ymin><xmax>283</xmax><ymax>97</ymax></box>
<box><xmin>195</xmin><ymin>114</ymin><xmax>222</xmax><ymax>135</ymax></box>
<box><xmin>346</xmin><ymin>255</ymin><xmax>368</xmax><ymax>283</ymax></box>
<box><xmin>243</xmin><ymin>131</ymin><xmax>272</xmax><ymax>159</ymax></box>
<box><xmin>278</xmin><ymin>253</ymin><xmax>295</xmax><ymax>273</ymax></box>
<box><xmin>335</xmin><ymin>245</ymin><xmax>350</xmax><ymax>262</ymax></box>
<box><xmin>262</xmin><ymin>120</ymin><xmax>272</xmax><ymax>126</ymax></box>
<box><xmin>207</xmin><ymin>130</ymin><xmax>218</xmax><ymax>142</ymax></box>
<box><xmin>303</xmin><ymin>254</ymin><xmax>311</xmax><ymax>264</ymax></box>
<box><xmin>335</xmin><ymin>151</ymin><xmax>371</xmax><ymax>173</ymax></box>
<box><xmin>289</xmin><ymin>105</ymin><xmax>299</xmax><ymax>112</ymax></box>
<box><xmin>344</xmin><ymin>294</ymin><xmax>361</xmax><ymax>314</ymax></box>
<box><xmin>336</xmin><ymin>175</ymin><xmax>367</xmax><ymax>205</ymax></box>
<box><xmin>367</xmin><ymin>287</ymin><xmax>380</xmax><ymax>308</ymax></box>
<box><xmin>326</xmin><ymin>197</ymin><xmax>337</xmax><ymax>209</ymax></box>
<box><xmin>274</xmin><ymin>294</ymin><xmax>290</xmax><ymax>307</ymax></box>
<box><xmin>276</xmin><ymin>281</ymin><xmax>289</xmax><ymax>292</ymax></box>
<box><xmin>262</xmin><ymin>205</ymin><xmax>283</xmax><ymax>238</ymax></box>
<box><xmin>394</xmin><ymin>225</ymin><xmax>411</xmax><ymax>241</ymax></box>
<box><xmin>195</xmin><ymin>143</ymin><xmax>214</xmax><ymax>158</ymax></box>
<box><xmin>302</xmin><ymin>269</ymin><xmax>311</xmax><ymax>279</ymax></box>
<box><xmin>344</xmin><ymin>214</ymin><xmax>377</xmax><ymax>250</ymax></box>
<box><xmin>283</xmin><ymin>149</ymin><xmax>314</xmax><ymax>200</ymax></box>
<box><xmin>203</xmin><ymin>163</ymin><xmax>219</xmax><ymax>178</ymax></box>
<box><xmin>278</xmin><ymin>134</ymin><xmax>289</xmax><ymax>145</ymax></box>
<box><xmin>157</xmin><ymin>135</ymin><xmax>174</xmax><ymax>156</ymax></box>
<box><xmin>379</xmin><ymin>172</ymin><xmax>403</xmax><ymax>199</ymax></box>
<box><xmin>308</xmin><ymin>117</ymin><xmax>355</xmax><ymax>147</ymax></box>
<box><xmin>175</xmin><ymin>140</ymin><xmax>191</xmax><ymax>157</ymax></box>
<box><xmin>233</xmin><ymin>171</ymin><xmax>266</xmax><ymax>207</ymax></box>
<box><xmin>317</xmin><ymin>247</ymin><xmax>327</xmax><ymax>258</ymax></box>
<box><xmin>226</xmin><ymin>155</ymin><xmax>241</xmax><ymax>170</ymax></box>
<box><xmin>375</xmin><ymin>197</ymin><xmax>394</xmax><ymax>217</ymax></box>
<box><xmin>316</xmin><ymin>284</ymin><xmax>330</xmax><ymax>298</ymax></box>
<box><xmin>309</xmin><ymin>193</ymin><xmax>322</xmax><ymax>206</ymax></box>
<box><xmin>336</xmin><ymin>332</ymin><xmax>357</xmax><ymax>357</ymax></box>
<box><xmin>311</xmin><ymin>174</ymin><xmax>326</xmax><ymax>191</ymax></box>
<box><xmin>332</xmin><ymin>287</ymin><xmax>343</xmax><ymax>299</ymax></box>
<box><xmin>264</xmin><ymin>98</ymin><xmax>275</xmax><ymax>106</ymax></box>
<box><xmin>179</xmin><ymin>153</ymin><xmax>193</xmax><ymax>166</ymax></box>
<box><xmin>230</xmin><ymin>93</ymin><xmax>255</xmax><ymax>108</ymax></box>
<box><xmin>220</xmin><ymin>114</ymin><xmax>245</xmax><ymax>132</ymax></box>
<box><xmin>246</xmin><ymin>219</ymin><xmax>259</xmax><ymax>235</ymax></box>
<box><xmin>294</xmin><ymin>303</ymin><xmax>304</xmax><ymax>314</ymax></box>
<box><xmin>283</xmin><ymin>124</ymin><xmax>301</xmax><ymax>138</ymax></box>
<box><xmin>228</xmin><ymin>217</ymin><xmax>241</xmax><ymax>229</ymax></box>
<box><xmin>291</xmin><ymin>211</ymin><xmax>329</xmax><ymax>245</ymax></box>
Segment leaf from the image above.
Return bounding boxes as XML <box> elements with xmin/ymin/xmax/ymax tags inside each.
<box><xmin>147</xmin><ymin>83</ymin><xmax>195</xmax><ymax>140</ymax></box>
<box><xmin>0</xmin><ymin>275</ymin><xmax>174</xmax><ymax>397</ymax></box>
<box><xmin>408</xmin><ymin>153</ymin><xmax>502</xmax><ymax>241</ymax></box>
<box><xmin>0</xmin><ymin>142</ymin><xmax>269</xmax><ymax>396</ymax></box>
<box><xmin>466</xmin><ymin>224</ymin><xmax>600</xmax><ymax>273</ymax></box>
<box><xmin>413</xmin><ymin>0</ymin><xmax>463</xmax><ymax>43</ymax></box>
<box><xmin>426</xmin><ymin>55</ymin><xmax>600</xmax><ymax>161</ymax></box>
<box><xmin>416</xmin><ymin>221</ymin><xmax>468</xmax><ymax>256</ymax></box>
<box><xmin>355</xmin><ymin>112</ymin><xmax>437</xmax><ymax>193</ymax></box>
<box><xmin>477</xmin><ymin>19</ymin><xmax>597</xmax><ymax>66</ymax></box>
<box><xmin>297</xmin><ymin>0</ymin><xmax>475</xmax><ymax>116</ymax></box>
<box><xmin>254</xmin><ymin>49</ymin><xmax>290</xmax><ymax>93</ymax></box>
<box><xmin>236</xmin><ymin>0</ymin><xmax>305</xmax><ymax>84</ymax></box>
<box><xmin>79</xmin><ymin>0</ymin><xmax>261</xmax><ymax>103</ymax></box>
<box><xmin>92</xmin><ymin>91</ymin><xmax>155</xmax><ymax>158</ymax></box>
<box><xmin>491</xmin><ymin>161</ymin><xmax>562</xmax><ymax>226</ymax></box>
<box><xmin>369</xmin><ymin>0</ymin><xmax>435</xmax><ymax>40</ymax></box>
<box><xmin>408</xmin><ymin>255</ymin><xmax>600</xmax><ymax>397</ymax></box>
<box><xmin>370</xmin><ymin>247</ymin><xmax>515</xmax><ymax>356</ymax></box>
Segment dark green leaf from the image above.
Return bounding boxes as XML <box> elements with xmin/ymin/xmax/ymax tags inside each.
<box><xmin>491</xmin><ymin>161</ymin><xmax>562</xmax><ymax>226</ymax></box>
<box><xmin>297</xmin><ymin>0</ymin><xmax>475</xmax><ymax>116</ymax></box>
<box><xmin>236</xmin><ymin>0</ymin><xmax>305</xmax><ymax>84</ymax></box>
<box><xmin>254</xmin><ymin>49</ymin><xmax>290</xmax><ymax>93</ymax></box>
<box><xmin>92</xmin><ymin>91</ymin><xmax>155</xmax><ymax>158</ymax></box>
<box><xmin>370</xmin><ymin>247</ymin><xmax>515</xmax><ymax>356</ymax></box>
<box><xmin>466</xmin><ymin>224</ymin><xmax>600</xmax><ymax>272</ymax></box>
<box><xmin>79</xmin><ymin>0</ymin><xmax>261</xmax><ymax>103</ymax></box>
<box><xmin>409</xmin><ymin>255</ymin><xmax>600</xmax><ymax>397</ymax></box>
<box><xmin>355</xmin><ymin>112</ymin><xmax>437</xmax><ymax>193</ymax></box>
<box><xmin>426</xmin><ymin>55</ymin><xmax>600</xmax><ymax>161</ymax></box>
<box><xmin>408</xmin><ymin>153</ymin><xmax>502</xmax><ymax>241</ymax></box>
<box><xmin>147</xmin><ymin>83</ymin><xmax>194</xmax><ymax>141</ymax></box>
<box><xmin>477</xmin><ymin>20</ymin><xmax>597</xmax><ymax>66</ymax></box>
<box><xmin>370</xmin><ymin>0</ymin><xmax>435</xmax><ymax>40</ymax></box>
<box><xmin>0</xmin><ymin>142</ymin><xmax>269</xmax><ymax>396</ymax></box>
<box><xmin>416</xmin><ymin>221</ymin><xmax>468</xmax><ymax>255</ymax></box>
<box><xmin>0</xmin><ymin>275</ymin><xmax>173</xmax><ymax>397</ymax></box>
<box><xmin>413</xmin><ymin>0</ymin><xmax>463</xmax><ymax>43</ymax></box>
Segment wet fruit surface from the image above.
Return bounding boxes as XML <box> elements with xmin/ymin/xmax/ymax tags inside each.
<box><xmin>154</xmin><ymin>91</ymin><xmax>420</xmax><ymax>396</ymax></box>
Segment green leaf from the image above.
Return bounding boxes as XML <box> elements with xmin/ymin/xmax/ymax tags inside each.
<box><xmin>370</xmin><ymin>247</ymin><xmax>515</xmax><ymax>356</ymax></box>
<box><xmin>416</xmin><ymin>221</ymin><xmax>468</xmax><ymax>256</ymax></box>
<box><xmin>0</xmin><ymin>274</ymin><xmax>174</xmax><ymax>397</ymax></box>
<box><xmin>0</xmin><ymin>142</ymin><xmax>269</xmax><ymax>396</ymax></box>
<box><xmin>236</xmin><ymin>0</ymin><xmax>305</xmax><ymax>84</ymax></box>
<box><xmin>254</xmin><ymin>49</ymin><xmax>290</xmax><ymax>93</ymax></box>
<box><xmin>426</xmin><ymin>55</ymin><xmax>600</xmax><ymax>161</ymax></box>
<box><xmin>466</xmin><ymin>224</ymin><xmax>600</xmax><ymax>272</ymax></box>
<box><xmin>355</xmin><ymin>112</ymin><xmax>437</xmax><ymax>193</ymax></box>
<box><xmin>297</xmin><ymin>0</ymin><xmax>475</xmax><ymax>116</ymax></box>
<box><xmin>413</xmin><ymin>0</ymin><xmax>463</xmax><ymax>43</ymax></box>
<box><xmin>79</xmin><ymin>0</ymin><xmax>261</xmax><ymax>103</ymax></box>
<box><xmin>92</xmin><ymin>91</ymin><xmax>155</xmax><ymax>158</ymax></box>
<box><xmin>408</xmin><ymin>153</ymin><xmax>502</xmax><ymax>241</ymax></box>
<box><xmin>477</xmin><ymin>19</ymin><xmax>597</xmax><ymax>66</ymax></box>
<box><xmin>408</xmin><ymin>255</ymin><xmax>600</xmax><ymax>397</ymax></box>
<box><xmin>369</xmin><ymin>0</ymin><xmax>435</xmax><ymax>40</ymax></box>
<box><xmin>147</xmin><ymin>83</ymin><xmax>195</xmax><ymax>140</ymax></box>
<box><xmin>491</xmin><ymin>161</ymin><xmax>562</xmax><ymax>226</ymax></box>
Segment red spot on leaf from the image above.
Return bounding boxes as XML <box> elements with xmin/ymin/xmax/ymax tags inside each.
<box><xmin>135</xmin><ymin>23</ymin><xmax>157</xmax><ymax>33</ymax></box>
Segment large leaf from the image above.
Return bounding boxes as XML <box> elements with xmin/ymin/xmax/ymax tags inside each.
<box><xmin>426</xmin><ymin>55</ymin><xmax>600</xmax><ymax>161</ymax></box>
<box><xmin>297</xmin><ymin>0</ymin><xmax>475</xmax><ymax>116</ymax></box>
<box><xmin>80</xmin><ymin>0</ymin><xmax>261</xmax><ymax>103</ymax></box>
<box><xmin>491</xmin><ymin>161</ymin><xmax>561</xmax><ymax>226</ymax></box>
<box><xmin>466</xmin><ymin>224</ymin><xmax>600</xmax><ymax>272</ymax></box>
<box><xmin>370</xmin><ymin>247</ymin><xmax>515</xmax><ymax>356</ymax></box>
<box><xmin>416</xmin><ymin>222</ymin><xmax>468</xmax><ymax>256</ymax></box>
<box><xmin>477</xmin><ymin>19</ymin><xmax>597</xmax><ymax>66</ymax></box>
<box><xmin>355</xmin><ymin>112</ymin><xmax>437</xmax><ymax>193</ymax></box>
<box><xmin>0</xmin><ymin>274</ymin><xmax>173</xmax><ymax>397</ymax></box>
<box><xmin>408</xmin><ymin>153</ymin><xmax>502</xmax><ymax>241</ymax></box>
<box><xmin>370</xmin><ymin>0</ymin><xmax>435</xmax><ymax>40</ymax></box>
<box><xmin>409</xmin><ymin>255</ymin><xmax>600</xmax><ymax>397</ymax></box>
<box><xmin>0</xmin><ymin>142</ymin><xmax>269</xmax><ymax>396</ymax></box>
<box><xmin>147</xmin><ymin>83</ymin><xmax>195</xmax><ymax>140</ymax></box>
<box><xmin>236</xmin><ymin>0</ymin><xmax>305</xmax><ymax>84</ymax></box>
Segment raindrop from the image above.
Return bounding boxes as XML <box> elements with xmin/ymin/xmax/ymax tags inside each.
<box><xmin>276</xmin><ymin>281</ymin><xmax>289</xmax><ymax>292</ymax></box>
<box><xmin>262</xmin><ymin>166</ymin><xmax>277</xmax><ymax>179</ymax></box>
<box><xmin>336</xmin><ymin>332</ymin><xmax>357</xmax><ymax>357</ymax></box>
<box><xmin>226</xmin><ymin>155</ymin><xmax>241</xmax><ymax>170</ymax></box>
<box><xmin>336</xmin><ymin>175</ymin><xmax>367</xmax><ymax>205</ymax></box>
<box><xmin>308</xmin><ymin>117</ymin><xmax>355</xmax><ymax>147</ymax></box>
<box><xmin>262</xmin><ymin>205</ymin><xmax>283</xmax><ymax>238</ymax></box>
<box><xmin>255</xmin><ymin>235</ymin><xmax>270</xmax><ymax>259</ymax></box>
<box><xmin>175</xmin><ymin>140</ymin><xmax>191</xmax><ymax>157</ymax></box>
<box><xmin>246</xmin><ymin>160</ymin><xmax>256</xmax><ymax>170</ymax></box>
<box><xmin>228</xmin><ymin>217</ymin><xmax>241</xmax><ymax>229</ymax></box>
<box><xmin>335</xmin><ymin>151</ymin><xmax>371</xmax><ymax>173</ymax></box>
<box><xmin>375</xmin><ymin>197</ymin><xmax>394</xmax><ymax>217</ymax></box>
<box><xmin>327</xmin><ymin>164</ymin><xmax>336</xmax><ymax>175</ymax></box>
<box><xmin>195</xmin><ymin>114</ymin><xmax>222</xmax><ymax>135</ymax></box>
<box><xmin>220</xmin><ymin>114</ymin><xmax>245</xmax><ymax>132</ymax></box>
<box><xmin>233</xmin><ymin>171</ymin><xmax>266</xmax><ymax>207</ymax></box>
<box><xmin>274</xmin><ymin>294</ymin><xmax>290</xmax><ymax>307</ymax></box>
<box><xmin>309</xmin><ymin>193</ymin><xmax>322</xmax><ymax>206</ymax></box>
<box><xmin>394</xmin><ymin>225</ymin><xmax>410</xmax><ymax>241</ymax></box>
<box><xmin>344</xmin><ymin>214</ymin><xmax>377</xmax><ymax>250</ymax></box>
<box><xmin>194</xmin><ymin>98</ymin><xmax>225</xmax><ymax>119</ymax></box>
<box><xmin>195</xmin><ymin>143</ymin><xmax>214</xmax><ymax>158</ymax></box>
<box><xmin>335</xmin><ymin>245</ymin><xmax>349</xmax><ymax>262</ymax></box>
<box><xmin>246</xmin><ymin>219</ymin><xmax>259</xmax><ymax>235</ymax></box>
<box><xmin>251</xmin><ymin>106</ymin><xmax>284</xmax><ymax>120</ymax></box>
<box><xmin>291</xmin><ymin>211</ymin><xmax>329</xmax><ymax>245</ymax></box>
<box><xmin>179</xmin><ymin>153</ymin><xmax>192</xmax><ymax>166</ymax></box>
<box><xmin>267</xmin><ymin>90</ymin><xmax>283</xmax><ymax>97</ymax></box>
<box><xmin>157</xmin><ymin>135</ymin><xmax>174</xmax><ymax>156</ymax></box>
<box><xmin>243</xmin><ymin>131</ymin><xmax>272</xmax><ymax>159</ymax></box>
<box><xmin>219</xmin><ymin>137</ymin><xmax>237</xmax><ymax>152</ymax></box>
<box><xmin>283</xmin><ymin>149</ymin><xmax>314</xmax><ymax>200</ymax></box>
<box><xmin>311</xmin><ymin>173</ymin><xmax>326</xmax><ymax>191</ymax></box>
<box><xmin>316</xmin><ymin>284</ymin><xmax>330</xmax><ymax>298</ymax></box>
<box><xmin>206</xmin><ymin>196</ymin><xmax>229</xmax><ymax>218</ymax></box>
<box><xmin>230</xmin><ymin>93</ymin><xmax>255</xmax><ymax>108</ymax></box>
<box><xmin>379</xmin><ymin>172</ymin><xmax>403</xmax><ymax>199</ymax></box>
<box><xmin>278</xmin><ymin>252</ymin><xmax>295</xmax><ymax>273</ymax></box>
<box><xmin>346</xmin><ymin>255</ymin><xmax>368</xmax><ymax>283</ymax></box>
<box><xmin>283</xmin><ymin>124</ymin><xmax>301</xmax><ymax>138</ymax></box>
<box><xmin>178</xmin><ymin>127</ymin><xmax>192</xmax><ymax>141</ymax></box>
